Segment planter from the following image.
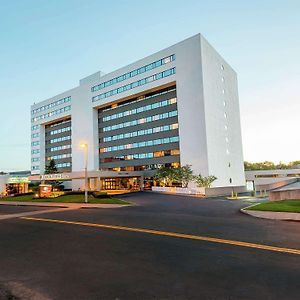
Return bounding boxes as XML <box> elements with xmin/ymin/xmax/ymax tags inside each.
<box><xmin>151</xmin><ymin>186</ymin><xmax>205</xmax><ymax>195</ymax></box>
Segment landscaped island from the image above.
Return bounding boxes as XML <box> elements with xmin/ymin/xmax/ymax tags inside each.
<box><xmin>1</xmin><ymin>192</ymin><xmax>129</xmax><ymax>205</ymax></box>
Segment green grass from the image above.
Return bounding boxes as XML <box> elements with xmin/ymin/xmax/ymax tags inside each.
<box><xmin>247</xmin><ymin>200</ymin><xmax>300</xmax><ymax>213</ymax></box>
<box><xmin>1</xmin><ymin>194</ymin><xmax>129</xmax><ymax>205</ymax></box>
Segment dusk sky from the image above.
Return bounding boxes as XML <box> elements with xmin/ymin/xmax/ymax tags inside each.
<box><xmin>0</xmin><ymin>0</ymin><xmax>299</xmax><ymax>171</ymax></box>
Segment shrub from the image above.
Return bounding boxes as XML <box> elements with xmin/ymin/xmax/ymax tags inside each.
<box><xmin>13</xmin><ymin>192</ymin><xmax>34</xmax><ymax>197</ymax></box>
<box><xmin>193</xmin><ymin>174</ymin><xmax>217</xmax><ymax>188</ymax></box>
<box><xmin>92</xmin><ymin>191</ymin><xmax>111</xmax><ymax>199</ymax></box>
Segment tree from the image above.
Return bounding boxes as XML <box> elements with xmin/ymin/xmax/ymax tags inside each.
<box><xmin>174</xmin><ymin>164</ymin><xmax>194</xmax><ymax>188</ymax></box>
<box><xmin>244</xmin><ymin>160</ymin><xmax>300</xmax><ymax>170</ymax></box>
<box><xmin>45</xmin><ymin>159</ymin><xmax>58</xmax><ymax>174</ymax></box>
<box><xmin>155</xmin><ymin>167</ymin><xmax>177</xmax><ymax>187</ymax></box>
<box><xmin>44</xmin><ymin>159</ymin><xmax>62</xmax><ymax>188</ymax></box>
<box><xmin>194</xmin><ymin>174</ymin><xmax>217</xmax><ymax>188</ymax></box>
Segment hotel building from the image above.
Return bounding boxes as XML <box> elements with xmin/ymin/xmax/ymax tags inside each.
<box><xmin>30</xmin><ymin>34</ymin><xmax>245</xmax><ymax>191</ymax></box>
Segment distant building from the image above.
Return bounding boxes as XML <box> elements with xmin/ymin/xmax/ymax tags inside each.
<box><xmin>0</xmin><ymin>171</ymin><xmax>31</xmax><ymax>196</ymax></box>
<box><xmin>30</xmin><ymin>34</ymin><xmax>245</xmax><ymax>191</ymax></box>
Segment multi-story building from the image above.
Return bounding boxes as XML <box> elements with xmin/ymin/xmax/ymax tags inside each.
<box><xmin>30</xmin><ymin>33</ymin><xmax>245</xmax><ymax>191</ymax></box>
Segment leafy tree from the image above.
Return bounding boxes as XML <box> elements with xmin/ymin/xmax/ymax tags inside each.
<box><xmin>155</xmin><ymin>167</ymin><xmax>177</xmax><ymax>187</ymax></box>
<box><xmin>174</xmin><ymin>164</ymin><xmax>194</xmax><ymax>188</ymax></box>
<box><xmin>45</xmin><ymin>159</ymin><xmax>58</xmax><ymax>174</ymax></box>
<box><xmin>194</xmin><ymin>174</ymin><xmax>217</xmax><ymax>188</ymax></box>
<box><xmin>244</xmin><ymin>160</ymin><xmax>300</xmax><ymax>171</ymax></box>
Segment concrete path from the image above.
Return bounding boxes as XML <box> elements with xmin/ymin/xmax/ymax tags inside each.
<box><xmin>0</xmin><ymin>201</ymin><xmax>131</xmax><ymax>209</ymax></box>
<box><xmin>241</xmin><ymin>205</ymin><xmax>300</xmax><ymax>221</ymax></box>
<box><xmin>0</xmin><ymin>207</ymin><xmax>75</xmax><ymax>220</ymax></box>
<box><xmin>0</xmin><ymin>201</ymin><xmax>131</xmax><ymax>220</ymax></box>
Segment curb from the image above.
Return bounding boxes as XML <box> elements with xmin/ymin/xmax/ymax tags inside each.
<box><xmin>0</xmin><ymin>201</ymin><xmax>131</xmax><ymax>209</ymax></box>
<box><xmin>240</xmin><ymin>204</ymin><xmax>300</xmax><ymax>221</ymax></box>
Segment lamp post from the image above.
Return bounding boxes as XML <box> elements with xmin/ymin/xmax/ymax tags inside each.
<box><xmin>80</xmin><ymin>143</ymin><xmax>88</xmax><ymax>203</ymax></box>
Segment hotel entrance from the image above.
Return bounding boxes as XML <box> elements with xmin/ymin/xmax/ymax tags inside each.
<box><xmin>5</xmin><ymin>176</ymin><xmax>30</xmax><ymax>196</ymax></box>
<box><xmin>102</xmin><ymin>177</ymin><xmax>141</xmax><ymax>191</ymax></box>
<box><xmin>6</xmin><ymin>182</ymin><xmax>29</xmax><ymax>196</ymax></box>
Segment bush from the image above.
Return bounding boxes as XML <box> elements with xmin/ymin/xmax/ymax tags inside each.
<box><xmin>64</xmin><ymin>190</ymin><xmax>111</xmax><ymax>198</ymax></box>
<box><xmin>92</xmin><ymin>191</ymin><xmax>111</xmax><ymax>199</ymax></box>
<box><xmin>13</xmin><ymin>192</ymin><xmax>34</xmax><ymax>197</ymax></box>
<box><xmin>64</xmin><ymin>191</ymin><xmax>90</xmax><ymax>195</ymax></box>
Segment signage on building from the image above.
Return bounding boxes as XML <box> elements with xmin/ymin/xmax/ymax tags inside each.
<box><xmin>40</xmin><ymin>174</ymin><xmax>70</xmax><ymax>180</ymax></box>
<box><xmin>8</xmin><ymin>177</ymin><xmax>30</xmax><ymax>184</ymax></box>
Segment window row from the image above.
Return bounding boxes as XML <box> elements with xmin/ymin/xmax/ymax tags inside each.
<box><xmin>100</xmin><ymin>149</ymin><xmax>180</xmax><ymax>163</ymax></box>
<box><xmin>32</xmin><ymin>133</ymin><xmax>39</xmax><ymax>138</ymax></box>
<box><xmin>49</xmin><ymin>144</ymin><xmax>72</xmax><ymax>152</ymax></box>
<box><xmin>92</xmin><ymin>55</ymin><xmax>175</xmax><ymax>92</ymax></box>
<box><xmin>32</xmin><ymin>149</ymin><xmax>40</xmax><ymax>154</ymax></box>
<box><xmin>31</xmin><ymin>125</ymin><xmax>39</xmax><ymax>131</ymax></box>
<box><xmin>47</xmin><ymin>153</ymin><xmax>72</xmax><ymax>160</ymax></box>
<box><xmin>50</xmin><ymin>126</ymin><xmax>71</xmax><ymax>135</ymax></box>
<box><xmin>106</xmin><ymin>162</ymin><xmax>180</xmax><ymax>172</ymax></box>
<box><xmin>57</xmin><ymin>162</ymin><xmax>71</xmax><ymax>168</ymax></box>
<box><xmin>102</xmin><ymin>98</ymin><xmax>177</xmax><ymax>122</ymax></box>
<box><xmin>32</xmin><ymin>106</ymin><xmax>71</xmax><ymax>122</ymax></box>
<box><xmin>32</xmin><ymin>96</ymin><xmax>71</xmax><ymax>115</ymax></box>
<box><xmin>31</xmin><ymin>166</ymin><xmax>40</xmax><ymax>170</ymax></box>
<box><xmin>103</xmin><ymin>110</ymin><xmax>178</xmax><ymax>132</ymax></box>
<box><xmin>49</xmin><ymin>135</ymin><xmax>71</xmax><ymax>144</ymax></box>
<box><xmin>102</xmin><ymin>87</ymin><xmax>176</xmax><ymax>113</ymax></box>
<box><xmin>92</xmin><ymin>68</ymin><xmax>176</xmax><ymax>102</ymax></box>
<box><xmin>100</xmin><ymin>136</ymin><xmax>179</xmax><ymax>153</ymax></box>
<box><xmin>31</xmin><ymin>157</ymin><xmax>40</xmax><ymax>162</ymax></box>
<box><xmin>32</xmin><ymin>141</ymin><xmax>40</xmax><ymax>146</ymax></box>
<box><xmin>49</xmin><ymin>119</ymin><xmax>71</xmax><ymax>128</ymax></box>
<box><xmin>103</xmin><ymin>123</ymin><xmax>179</xmax><ymax>142</ymax></box>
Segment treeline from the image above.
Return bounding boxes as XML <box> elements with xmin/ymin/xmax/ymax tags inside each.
<box><xmin>244</xmin><ymin>161</ymin><xmax>300</xmax><ymax>171</ymax></box>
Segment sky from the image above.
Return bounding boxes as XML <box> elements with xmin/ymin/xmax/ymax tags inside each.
<box><xmin>0</xmin><ymin>0</ymin><xmax>299</xmax><ymax>171</ymax></box>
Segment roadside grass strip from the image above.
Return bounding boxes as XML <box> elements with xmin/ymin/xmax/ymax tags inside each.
<box><xmin>247</xmin><ymin>200</ymin><xmax>300</xmax><ymax>213</ymax></box>
<box><xmin>20</xmin><ymin>216</ymin><xmax>300</xmax><ymax>256</ymax></box>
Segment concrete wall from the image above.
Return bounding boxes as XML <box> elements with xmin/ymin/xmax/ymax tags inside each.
<box><xmin>254</xmin><ymin>178</ymin><xmax>297</xmax><ymax>191</ymax></box>
<box><xmin>200</xmin><ymin>35</ymin><xmax>245</xmax><ymax>187</ymax></box>
<box><xmin>269</xmin><ymin>188</ymin><xmax>300</xmax><ymax>201</ymax></box>
<box><xmin>0</xmin><ymin>175</ymin><xmax>9</xmax><ymax>195</ymax></box>
<box><xmin>152</xmin><ymin>185</ymin><xmax>246</xmax><ymax>196</ymax></box>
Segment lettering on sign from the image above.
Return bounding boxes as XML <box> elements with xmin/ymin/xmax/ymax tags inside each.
<box><xmin>40</xmin><ymin>174</ymin><xmax>70</xmax><ymax>180</ymax></box>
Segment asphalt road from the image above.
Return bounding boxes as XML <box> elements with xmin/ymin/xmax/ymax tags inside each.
<box><xmin>0</xmin><ymin>192</ymin><xmax>300</xmax><ymax>300</ymax></box>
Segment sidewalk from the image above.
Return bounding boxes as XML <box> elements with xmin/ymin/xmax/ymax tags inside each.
<box><xmin>0</xmin><ymin>201</ymin><xmax>131</xmax><ymax>209</ymax></box>
<box><xmin>241</xmin><ymin>205</ymin><xmax>300</xmax><ymax>221</ymax></box>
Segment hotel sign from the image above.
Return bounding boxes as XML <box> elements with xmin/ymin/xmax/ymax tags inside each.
<box><xmin>8</xmin><ymin>177</ymin><xmax>30</xmax><ymax>184</ymax></box>
<box><xmin>40</xmin><ymin>174</ymin><xmax>70</xmax><ymax>180</ymax></box>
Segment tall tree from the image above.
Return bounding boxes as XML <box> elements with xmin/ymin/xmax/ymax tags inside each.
<box><xmin>45</xmin><ymin>159</ymin><xmax>58</xmax><ymax>174</ymax></box>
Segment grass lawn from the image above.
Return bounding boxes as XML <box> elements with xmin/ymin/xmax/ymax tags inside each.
<box><xmin>247</xmin><ymin>200</ymin><xmax>300</xmax><ymax>213</ymax></box>
<box><xmin>1</xmin><ymin>194</ymin><xmax>130</xmax><ymax>205</ymax></box>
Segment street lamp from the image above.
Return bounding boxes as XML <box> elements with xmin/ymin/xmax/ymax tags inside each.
<box><xmin>80</xmin><ymin>143</ymin><xmax>88</xmax><ymax>203</ymax></box>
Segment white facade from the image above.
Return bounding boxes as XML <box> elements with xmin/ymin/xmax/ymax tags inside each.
<box><xmin>31</xmin><ymin>34</ymin><xmax>245</xmax><ymax>188</ymax></box>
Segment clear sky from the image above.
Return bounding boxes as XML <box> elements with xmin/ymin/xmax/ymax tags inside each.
<box><xmin>0</xmin><ymin>0</ymin><xmax>299</xmax><ymax>171</ymax></box>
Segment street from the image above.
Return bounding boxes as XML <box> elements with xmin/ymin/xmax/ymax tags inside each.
<box><xmin>0</xmin><ymin>192</ymin><xmax>300</xmax><ymax>300</ymax></box>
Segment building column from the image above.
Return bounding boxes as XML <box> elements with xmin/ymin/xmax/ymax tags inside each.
<box><xmin>139</xmin><ymin>176</ymin><xmax>144</xmax><ymax>191</ymax></box>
